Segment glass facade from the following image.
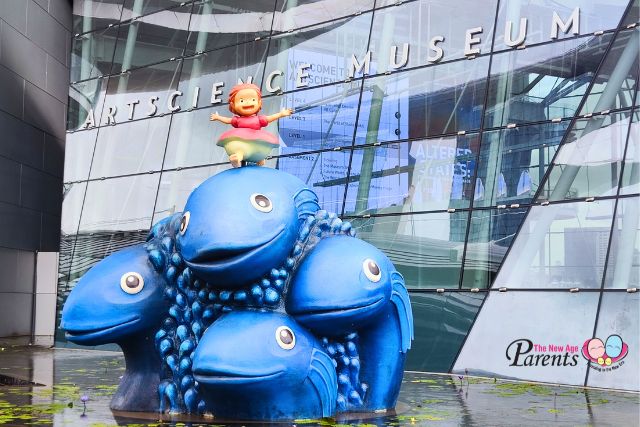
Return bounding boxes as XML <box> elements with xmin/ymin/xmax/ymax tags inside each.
<box><xmin>61</xmin><ymin>0</ymin><xmax>639</xmax><ymax>387</ymax></box>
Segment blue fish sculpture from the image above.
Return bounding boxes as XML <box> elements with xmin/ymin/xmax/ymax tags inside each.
<box><xmin>176</xmin><ymin>166</ymin><xmax>319</xmax><ymax>288</ymax></box>
<box><xmin>60</xmin><ymin>244</ymin><xmax>169</xmax><ymax>412</ymax></box>
<box><xmin>286</xmin><ymin>235</ymin><xmax>413</xmax><ymax>411</ymax></box>
<box><xmin>192</xmin><ymin>310</ymin><xmax>337</xmax><ymax>420</ymax></box>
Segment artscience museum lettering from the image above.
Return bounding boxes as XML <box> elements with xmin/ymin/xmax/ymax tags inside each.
<box><xmin>79</xmin><ymin>7</ymin><xmax>581</xmax><ymax>130</ymax></box>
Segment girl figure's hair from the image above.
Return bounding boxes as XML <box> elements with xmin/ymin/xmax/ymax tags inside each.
<box><xmin>228</xmin><ymin>83</ymin><xmax>262</xmax><ymax>114</ymax></box>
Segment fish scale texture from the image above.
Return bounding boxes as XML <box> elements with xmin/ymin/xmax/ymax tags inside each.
<box><xmin>145</xmin><ymin>210</ymin><xmax>360</xmax><ymax>413</ymax></box>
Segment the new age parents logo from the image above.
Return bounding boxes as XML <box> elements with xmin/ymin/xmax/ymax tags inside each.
<box><xmin>506</xmin><ymin>335</ymin><xmax>629</xmax><ymax>371</ymax></box>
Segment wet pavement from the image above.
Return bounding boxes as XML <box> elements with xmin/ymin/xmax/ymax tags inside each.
<box><xmin>0</xmin><ymin>345</ymin><xmax>637</xmax><ymax>426</ymax></box>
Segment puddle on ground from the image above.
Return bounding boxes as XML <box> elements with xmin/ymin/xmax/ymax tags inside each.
<box><xmin>0</xmin><ymin>346</ymin><xmax>637</xmax><ymax>426</ymax></box>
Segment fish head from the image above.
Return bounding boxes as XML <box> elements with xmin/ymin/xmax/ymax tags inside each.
<box><xmin>192</xmin><ymin>310</ymin><xmax>320</xmax><ymax>388</ymax></box>
<box><xmin>176</xmin><ymin>167</ymin><xmax>319</xmax><ymax>287</ymax></box>
<box><xmin>61</xmin><ymin>245</ymin><xmax>168</xmax><ymax>345</ymax></box>
<box><xmin>286</xmin><ymin>235</ymin><xmax>394</xmax><ymax>336</ymax></box>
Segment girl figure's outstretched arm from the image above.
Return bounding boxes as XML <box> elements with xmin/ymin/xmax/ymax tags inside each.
<box><xmin>210</xmin><ymin>111</ymin><xmax>233</xmax><ymax>124</ymax></box>
<box><xmin>265</xmin><ymin>108</ymin><xmax>293</xmax><ymax>123</ymax></box>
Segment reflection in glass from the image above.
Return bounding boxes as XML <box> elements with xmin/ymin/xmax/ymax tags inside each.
<box><xmin>603</xmin><ymin>197</ymin><xmax>640</xmax><ymax>289</ymax></box>
<box><xmin>111</xmin><ymin>4</ymin><xmax>192</xmax><ymax>74</ymax></box>
<box><xmin>68</xmin><ymin>78</ymin><xmax>109</xmax><ymax>131</ymax></box>
<box><xmin>580</xmin><ymin>29</ymin><xmax>639</xmax><ymax>115</ymax></box>
<box><xmin>623</xmin><ymin>0</ymin><xmax>639</xmax><ymax>27</ymax></box>
<box><xmin>102</xmin><ymin>60</ymin><xmax>181</xmax><ymax>124</ymax></box>
<box><xmin>461</xmin><ymin>208</ymin><xmax>527</xmax><ymax>289</ymax></box>
<box><xmin>71</xmin><ymin>26</ymin><xmax>120</xmax><ymax>82</ymax></box>
<box><xmin>64</xmin><ymin>130</ymin><xmax>98</xmax><ymax>182</ymax></box>
<box><xmin>273</xmin><ymin>0</ymin><xmax>374</xmax><ymax>33</ymax></box>
<box><xmin>357</xmin><ymin>57</ymin><xmax>489</xmax><ymax>145</ymax></box>
<box><xmin>344</xmin><ymin>135</ymin><xmax>478</xmax><ymax>215</ymax></box>
<box><xmin>588</xmin><ymin>292</ymin><xmax>639</xmax><ymax>391</ymax></box>
<box><xmin>178</xmin><ymin>40</ymin><xmax>270</xmax><ymax>110</ymax></box>
<box><xmin>407</xmin><ymin>292</ymin><xmax>485</xmax><ymax>372</ymax></box>
<box><xmin>264</xmin><ymin>13</ymin><xmax>372</xmax><ymax>92</ymax></box>
<box><xmin>486</xmin><ymin>34</ymin><xmax>614</xmax><ymax>127</ymax></box>
<box><xmin>370</xmin><ymin>0</ymin><xmax>497</xmax><ymax>71</ymax></box>
<box><xmin>541</xmin><ymin>111</ymin><xmax>631</xmax><ymax>201</ymax></box>
<box><xmin>277</xmin><ymin>149</ymin><xmax>350</xmax><ymax>213</ymax></box>
<box><xmin>494</xmin><ymin>0</ymin><xmax>628</xmax><ymax>50</ymax></box>
<box><xmin>72</xmin><ymin>0</ymin><xmax>124</xmax><ymax>35</ymax></box>
<box><xmin>276</xmin><ymin>81</ymin><xmax>363</xmax><ymax>151</ymax></box>
<box><xmin>620</xmin><ymin>111</ymin><xmax>639</xmax><ymax>195</ymax></box>
<box><xmin>61</xmin><ymin>182</ymin><xmax>87</xmax><ymax>236</ymax></box>
<box><xmin>153</xmin><ymin>165</ymin><xmax>232</xmax><ymax>223</ymax></box>
<box><xmin>185</xmin><ymin>0</ymin><xmax>275</xmax><ymax>54</ymax></box>
<box><xmin>121</xmin><ymin>0</ymin><xmax>186</xmax><ymax>20</ymax></box>
<box><xmin>453</xmin><ymin>291</ymin><xmax>599</xmax><ymax>385</ymax></box>
<box><xmin>494</xmin><ymin>200</ymin><xmax>615</xmax><ymax>289</ymax></box>
<box><xmin>79</xmin><ymin>174</ymin><xmax>160</xmax><ymax>233</ymax></box>
<box><xmin>163</xmin><ymin>108</ymin><xmax>233</xmax><ymax>169</ymax></box>
<box><xmin>475</xmin><ymin>121</ymin><xmax>569</xmax><ymax>207</ymax></box>
<box><xmin>352</xmin><ymin>211</ymin><xmax>469</xmax><ymax>288</ymax></box>
<box><xmin>89</xmin><ymin>116</ymin><xmax>171</xmax><ymax>178</ymax></box>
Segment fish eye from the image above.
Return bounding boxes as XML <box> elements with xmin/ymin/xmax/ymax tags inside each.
<box><xmin>120</xmin><ymin>272</ymin><xmax>144</xmax><ymax>294</ymax></box>
<box><xmin>275</xmin><ymin>326</ymin><xmax>295</xmax><ymax>350</ymax></box>
<box><xmin>250</xmin><ymin>194</ymin><xmax>272</xmax><ymax>213</ymax></box>
<box><xmin>179</xmin><ymin>212</ymin><xmax>190</xmax><ymax>235</ymax></box>
<box><xmin>363</xmin><ymin>258</ymin><xmax>381</xmax><ymax>282</ymax></box>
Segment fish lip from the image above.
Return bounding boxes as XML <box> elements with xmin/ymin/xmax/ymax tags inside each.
<box><xmin>184</xmin><ymin>227</ymin><xmax>284</xmax><ymax>269</ymax></box>
<box><xmin>193</xmin><ymin>369</ymin><xmax>284</xmax><ymax>385</ymax></box>
<box><xmin>64</xmin><ymin>317</ymin><xmax>140</xmax><ymax>340</ymax></box>
<box><xmin>290</xmin><ymin>297</ymin><xmax>385</xmax><ymax>316</ymax></box>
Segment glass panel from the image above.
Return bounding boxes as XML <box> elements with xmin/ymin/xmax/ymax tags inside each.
<box><xmin>453</xmin><ymin>291</ymin><xmax>599</xmax><ymax>385</ymax></box>
<box><xmin>620</xmin><ymin>111</ymin><xmax>640</xmax><ymax>194</ymax></box>
<box><xmin>275</xmin><ymin>81</ymin><xmax>362</xmax><ymax>151</ymax></box>
<box><xmin>276</xmin><ymin>149</ymin><xmax>350</xmax><ymax>213</ymax></box>
<box><xmin>121</xmin><ymin>0</ymin><xmax>186</xmax><ymax>20</ymax></box>
<box><xmin>79</xmin><ymin>173</ymin><xmax>160</xmax><ymax>233</ymax></box>
<box><xmin>177</xmin><ymin>39</ymin><xmax>270</xmax><ymax>110</ymax></box>
<box><xmin>89</xmin><ymin>116</ymin><xmax>171</xmax><ymax>178</ymax></box>
<box><xmin>72</xmin><ymin>0</ymin><xmax>124</xmax><ymax>35</ymax></box>
<box><xmin>64</xmin><ymin>130</ymin><xmax>98</xmax><ymax>182</ymax></box>
<box><xmin>352</xmin><ymin>211</ymin><xmax>469</xmax><ymax>288</ymax></box>
<box><xmin>357</xmin><ymin>57</ymin><xmax>489</xmax><ymax>145</ymax></box>
<box><xmin>475</xmin><ymin>121</ymin><xmax>570</xmax><ymax>207</ymax></box>
<box><xmin>580</xmin><ymin>29</ymin><xmax>639</xmax><ymax>115</ymax></box>
<box><xmin>101</xmin><ymin>60</ymin><xmax>181</xmax><ymax>125</ymax></box>
<box><xmin>68</xmin><ymin>78</ymin><xmax>109</xmax><ymax>131</ymax></box>
<box><xmin>273</xmin><ymin>0</ymin><xmax>375</xmax><ymax>33</ymax></box>
<box><xmin>344</xmin><ymin>135</ymin><xmax>479</xmax><ymax>215</ymax></box>
<box><xmin>61</xmin><ymin>182</ymin><xmax>87</xmax><ymax>237</ymax></box>
<box><xmin>263</xmin><ymin>13</ymin><xmax>373</xmax><ymax>92</ymax></box>
<box><xmin>494</xmin><ymin>0</ymin><xmax>629</xmax><ymax>50</ymax></box>
<box><xmin>369</xmin><ymin>0</ymin><xmax>497</xmax><ymax>72</ymax></box>
<box><xmin>111</xmin><ymin>4</ymin><xmax>192</xmax><ymax>74</ymax></box>
<box><xmin>70</xmin><ymin>26</ymin><xmax>120</xmax><ymax>82</ymax></box>
<box><xmin>541</xmin><ymin>111</ymin><xmax>631</xmax><ymax>201</ymax></box>
<box><xmin>461</xmin><ymin>207</ymin><xmax>528</xmax><ymax>289</ymax></box>
<box><xmin>485</xmin><ymin>34</ymin><xmax>614</xmax><ymax>127</ymax></box>
<box><xmin>588</xmin><ymin>292</ymin><xmax>639</xmax><ymax>391</ymax></box>
<box><xmin>185</xmin><ymin>0</ymin><xmax>275</xmax><ymax>54</ymax></box>
<box><xmin>406</xmin><ymin>292</ymin><xmax>485</xmax><ymax>372</ymax></box>
<box><xmin>494</xmin><ymin>199</ymin><xmax>615</xmax><ymax>289</ymax></box>
<box><xmin>623</xmin><ymin>0</ymin><xmax>640</xmax><ymax>27</ymax></box>
<box><xmin>603</xmin><ymin>197</ymin><xmax>640</xmax><ymax>288</ymax></box>
<box><xmin>153</xmin><ymin>164</ymin><xmax>232</xmax><ymax>223</ymax></box>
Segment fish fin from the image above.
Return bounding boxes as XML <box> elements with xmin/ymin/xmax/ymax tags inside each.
<box><xmin>391</xmin><ymin>271</ymin><xmax>414</xmax><ymax>353</ymax></box>
<box><xmin>294</xmin><ymin>188</ymin><xmax>320</xmax><ymax>220</ymax></box>
<box><xmin>308</xmin><ymin>348</ymin><xmax>338</xmax><ymax>418</ymax></box>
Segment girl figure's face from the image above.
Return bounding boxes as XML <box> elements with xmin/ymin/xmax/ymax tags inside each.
<box><xmin>232</xmin><ymin>88</ymin><xmax>262</xmax><ymax>116</ymax></box>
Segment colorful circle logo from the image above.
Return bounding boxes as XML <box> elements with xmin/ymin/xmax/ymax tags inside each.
<box><xmin>582</xmin><ymin>334</ymin><xmax>628</xmax><ymax>367</ymax></box>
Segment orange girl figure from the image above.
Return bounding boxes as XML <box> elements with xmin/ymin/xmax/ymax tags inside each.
<box><xmin>210</xmin><ymin>83</ymin><xmax>293</xmax><ymax>167</ymax></box>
